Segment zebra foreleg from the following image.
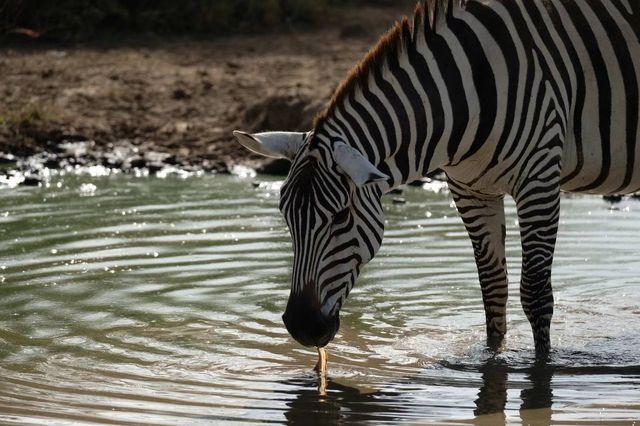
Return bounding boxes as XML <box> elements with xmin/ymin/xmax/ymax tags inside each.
<box><xmin>451</xmin><ymin>185</ymin><xmax>509</xmax><ymax>348</ymax></box>
<box><xmin>515</xmin><ymin>182</ymin><xmax>560</xmax><ymax>358</ymax></box>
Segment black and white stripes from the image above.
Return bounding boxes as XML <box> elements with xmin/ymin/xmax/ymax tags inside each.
<box><xmin>235</xmin><ymin>0</ymin><xmax>639</xmax><ymax>355</ymax></box>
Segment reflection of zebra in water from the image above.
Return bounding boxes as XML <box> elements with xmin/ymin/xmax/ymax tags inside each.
<box><xmin>234</xmin><ymin>0</ymin><xmax>640</xmax><ymax>357</ymax></box>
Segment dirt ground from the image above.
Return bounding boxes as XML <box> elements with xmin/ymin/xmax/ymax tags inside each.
<box><xmin>0</xmin><ymin>4</ymin><xmax>414</xmax><ymax>173</ymax></box>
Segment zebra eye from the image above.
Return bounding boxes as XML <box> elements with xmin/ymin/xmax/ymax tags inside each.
<box><xmin>333</xmin><ymin>208</ymin><xmax>350</xmax><ymax>225</ymax></box>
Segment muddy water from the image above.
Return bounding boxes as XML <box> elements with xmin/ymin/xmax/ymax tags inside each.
<box><xmin>0</xmin><ymin>173</ymin><xmax>638</xmax><ymax>425</ymax></box>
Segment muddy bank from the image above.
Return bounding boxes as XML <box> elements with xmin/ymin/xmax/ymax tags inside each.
<box><xmin>0</xmin><ymin>4</ymin><xmax>414</xmax><ymax>183</ymax></box>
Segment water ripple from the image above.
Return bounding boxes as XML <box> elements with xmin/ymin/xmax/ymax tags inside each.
<box><xmin>0</xmin><ymin>175</ymin><xmax>638</xmax><ymax>424</ymax></box>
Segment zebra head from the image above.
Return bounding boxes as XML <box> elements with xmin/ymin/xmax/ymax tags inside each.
<box><xmin>234</xmin><ymin>130</ymin><xmax>388</xmax><ymax>347</ymax></box>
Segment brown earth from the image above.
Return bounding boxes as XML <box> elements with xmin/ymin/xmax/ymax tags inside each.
<box><xmin>0</xmin><ymin>3</ymin><xmax>414</xmax><ymax>174</ymax></box>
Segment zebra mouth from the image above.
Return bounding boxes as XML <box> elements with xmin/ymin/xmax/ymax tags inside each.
<box><xmin>282</xmin><ymin>308</ymin><xmax>340</xmax><ymax>348</ymax></box>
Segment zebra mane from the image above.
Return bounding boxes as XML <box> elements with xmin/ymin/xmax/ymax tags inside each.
<box><xmin>312</xmin><ymin>0</ymin><xmax>467</xmax><ymax>139</ymax></box>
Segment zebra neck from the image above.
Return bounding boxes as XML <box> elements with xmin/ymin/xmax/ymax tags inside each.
<box><xmin>317</xmin><ymin>105</ymin><xmax>450</xmax><ymax>190</ymax></box>
<box><xmin>313</xmin><ymin>35</ymin><xmax>460</xmax><ymax>189</ymax></box>
<box><xmin>312</xmin><ymin>3</ymin><xmax>485</xmax><ymax>189</ymax></box>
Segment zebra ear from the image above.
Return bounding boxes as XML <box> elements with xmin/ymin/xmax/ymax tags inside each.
<box><xmin>333</xmin><ymin>142</ymin><xmax>389</xmax><ymax>187</ymax></box>
<box><xmin>233</xmin><ymin>130</ymin><xmax>306</xmax><ymax>160</ymax></box>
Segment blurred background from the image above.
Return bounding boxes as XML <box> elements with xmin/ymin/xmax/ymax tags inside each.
<box><xmin>1</xmin><ymin>0</ymin><xmax>405</xmax><ymax>40</ymax></box>
<box><xmin>0</xmin><ymin>0</ymin><xmax>413</xmax><ymax>181</ymax></box>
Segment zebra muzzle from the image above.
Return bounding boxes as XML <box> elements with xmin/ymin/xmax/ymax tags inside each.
<box><xmin>282</xmin><ymin>297</ymin><xmax>340</xmax><ymax>348</ymax></box>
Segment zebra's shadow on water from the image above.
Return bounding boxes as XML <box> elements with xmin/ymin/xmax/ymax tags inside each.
<box><xmin>280</xmin><ymin>374</ymin><xmax>407</xmax><ymax>425</ymax></box>
<box><xmin>440</xmin><ymin>356</ymin><xmax>555</xmax><ymax>423</ymax></box>
<box><xmin>280</xmin><ymin>348</ymin><xmax>640</xmax><ymax>425</ymax></box>
<box><xmin>279</xmin><ymin>357</ymin><xmax>555</xmax><ymax>424</ymax></box>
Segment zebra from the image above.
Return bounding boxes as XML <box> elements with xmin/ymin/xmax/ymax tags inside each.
<box><xmin>233</xmin><ymin>0</ymin><xmax>640</xmax><ymax>357</ymax></box>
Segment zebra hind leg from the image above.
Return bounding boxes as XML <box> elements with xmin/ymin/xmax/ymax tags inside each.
<box><xmin>451</xmin><ymin>184</ymin><xmax>509</xmax><ymax>350</ymax></box>
<box><xmin>515</xmin><ymin>181</ymin><xmax>560</xmax><ymax>359</ymax></box>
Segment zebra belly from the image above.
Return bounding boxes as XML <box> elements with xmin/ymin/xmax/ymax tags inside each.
<box><xmin>559</xmin><ymin>123</ymin><xmax>640</xmax><ymax>196</ymax></box>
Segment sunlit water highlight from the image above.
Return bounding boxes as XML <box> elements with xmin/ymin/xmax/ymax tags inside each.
<box><xmin>0</xmin><ymin>174</ymin><xmax>638</xmax><ymax>425</ymax></box>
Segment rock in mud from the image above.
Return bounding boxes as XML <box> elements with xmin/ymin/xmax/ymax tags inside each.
<box><xmin>129</xmin><ymin>157</ymin><xmax>147</xmax><ymax>169</ymax></box>
<box><xmin>163</xmin><ymin>155</ymin><xmax>180</xmax><ymax>166</ymax></box>
<box><xmin>0</xmin><ymin>153</ymin><xmax>17</xmax><ymax>167</ymax></box>
<box><xmin>43</xmin><ymin>157</ymin><xmax>60</xmax><ymax>169</ymax></box>
<box><xmin>21</xmin><ymin>175</ymin><xmax>42</xmax><ymax>187</ymax></box>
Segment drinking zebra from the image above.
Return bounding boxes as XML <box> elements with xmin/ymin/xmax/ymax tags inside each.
<box><xmin>233</xmin><ymin>0</ymin><xmax>640</xmax><ymax>357</ymax></box>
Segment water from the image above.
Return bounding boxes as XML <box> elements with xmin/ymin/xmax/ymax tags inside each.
<box><xmin>0</xmin><ymin>172</ymin><xmax>638</xmax><ymax>425</ymax></box>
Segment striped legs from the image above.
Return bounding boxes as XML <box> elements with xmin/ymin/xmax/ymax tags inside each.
<box><xmin>514</xmin><ymin>181</ymin><xmax>560</xmax><ymax>357</ymax></box>
<box><xmin>451</xmin><ymin>185</ymin><xmax>509</xmax><ymax>347</ymax></box>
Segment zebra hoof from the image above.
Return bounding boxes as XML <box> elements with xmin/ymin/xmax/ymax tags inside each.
<box><xmin>534</xmin><ymin>344</ymin><xmax>551</xmax><ymax>363</ymax></box>
<box><xmin>486</xmin><ymin>333</ymin><xmax>505</xmax><ymax>352</ymax></box>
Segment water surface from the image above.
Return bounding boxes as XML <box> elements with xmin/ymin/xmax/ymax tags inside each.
<box><xmin>0</xmin><ymin>173</ymin><xmax>638</xmax><ymax>425</ymax></box>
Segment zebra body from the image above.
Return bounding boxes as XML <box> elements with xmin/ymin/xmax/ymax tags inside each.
<box><xmin>234</xmin><ymin>0</ymin><xmax>640</xmax><ymax>356</ymax></box>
